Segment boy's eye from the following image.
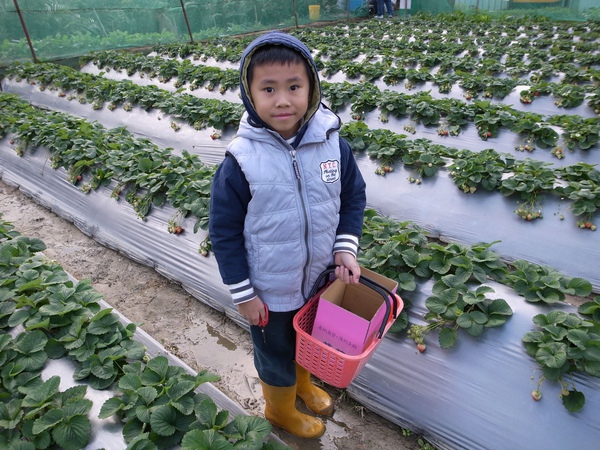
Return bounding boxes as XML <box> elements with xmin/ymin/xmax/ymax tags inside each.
<box><xmin>290</xmin><ymin>85</ymin><xmax>298</xmax><ymax>91</ymax></box>
<box><xmin>264</xmin><ymin>87</ymin><xmax>274</xmax><ymax>93</ymax></box>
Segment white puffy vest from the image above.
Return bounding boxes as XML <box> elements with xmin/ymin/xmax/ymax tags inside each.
<box><xmin>228</xmin><ymin>108</ymin><xmax>342</xmax><ymax>311</ymax></box>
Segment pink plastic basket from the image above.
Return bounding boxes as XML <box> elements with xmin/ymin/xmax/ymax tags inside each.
<box><xmin>294</xmin><ymin>270</ymin><xmax>403</xmax><ymax>388</ymax></box>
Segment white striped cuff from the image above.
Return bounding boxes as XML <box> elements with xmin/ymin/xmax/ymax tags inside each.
<box><xmin>228</xmin><ymin>279</ymin><xmax>256</xmax><ymax>305</ymax></box>
<box><xmin>333</xmin><ymin>233</ymin><xmax>359</xmax><ymax>257</ymax></box>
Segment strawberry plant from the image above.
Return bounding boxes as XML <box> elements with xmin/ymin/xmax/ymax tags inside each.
<box><xmin>505</xmin><ymin>259</ymin><xmax>592</xmax><ymax>304</ymax></box>
<box><xmin>448</xmin><ymin>149</ymin><xmax>513</xmax><ymax>194</ymax></box>
<box><xmin>405</xmin><ymin>68</ymin><xmax>433</xmax><ymax>88</ymax></box>
<box><xmin>511</xmin><ymin>115</ymin><xmax>556</xmax><ymax>150</ymax></box>
<box><xmin>321</xmin><ymin>81</ymin><xmax>356</xmax><ymax>113</ymax></box>
<box><xmin>349</xmin><ymin>82</ymin><xmax>382</xmax><ymax>118</ymax></box>
<box><xmin>342</xmin><ymin>61</ymin><xmax>388</xmax><ymax>82</ymax></box>
<box><xmin>5</xmin><ymin>254</ymin><xmax>146</xmax><ymax>390</ymax></box>
<box><xmin>408</xmin><ymin>93</ymin><xmax>441</xmax><ymax>126</ymax></box>
<box><xmin>407</xmin><ymin>271</ymin><xmax>513</xmax><ymax>350</ymax></box>
<box><xmin>519</xmin><ymin>88</ymin><xmax>539</xmax><ymax>105</ymax></box>
<box><xmin>362</xmin><ymin>129</ymin><xmax>408</xmax><ymax>163</ymax></box>
<box><xmin>339</xmin><ymin>121</ymin><xmax>371</xmax><ymax>151</ymax></box>
<box><xmin>458</xmin><ymin>72</ymin><xmax>487</xmax><ymax>98</ymax></box>
<box><xmin>98</xmin><ymin>355</ymin><xmax>277</xmax><ymax>449</ymax></box>
<box><xmin>548</xmin><ymin>115</ymin><xmax>600</xmax><ymax>150</ymax></box>
<box><xmin>588</xmin><ymin>86</ymin><xmax>600</xmax><ymax>115</ymax></box>
<box><xmin>440</xmin><ymin>98</ymin><xmax>476</xmax><ymax>129</ymax></box>
<box><xmin>481</xmin><ymin>76</ymin><xmax>518</xmax><ymax>99</ymax></box>
<box><xmin>522</xmin><ymin>310</ymin><xmax>600</xmax><ymax>412</ymax></box>
<box><xmin>358</xmin><ymin>210</ymin><xmax>430</xmax><ymax>293</ymax></box>
<box><xmin>473</xmin><ymin>101</ymin><xmax>517</xmax><ymax>140</ymax></box>
<box><xmin>555</xmin><ymin>180</ymin><xmax>600</xmax><ymax>230</ymax></box>
<box><xmin>382</xmin><ymin>66</ymin><xmax>407</xmax><ymax>86</ymax></box>
<box><xmin>401</xmin><ymin>141</ymin><xmax>446</xmax><ymax>181</ymax></box>
<box><xmin>432</xmin><ymin>73</ymin><xmax>458</xmax><ymax>94</ymax></box>
<box><xmin>0</xmin><ymin>373</ymin><xmax>94</xmax><ymax>450</ymax></box>
<box><xmin>500</xmin><ymin>159</ymin><xmax>556</xmax><ymax>221</ymax></box>
<box><xmin>579</xmin><ymin>295</ymin><xmax>600</xmax><ymax>322</ymax></box>
<box><xmin>377</xmin><ymin>91</ymin><xmax>410</xmax><ymax>120</ymax></box>
<box><xmin>552</xmin><ymin>84</ymin><xmax>586</xmax><ymax>109</ymax></box>
<box><xmin>427</xmin><ymin>240</ymin><xmax>508</xmax><ymax>285</ymax></box>
<box><xmin>555</xmin><ymin>163</ymin><xmax>600</xmax><ymax>185</ymax></box>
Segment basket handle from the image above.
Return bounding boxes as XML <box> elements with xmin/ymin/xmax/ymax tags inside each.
<box><xmin>306</xmin><ymin>266</ymin><xmax>399</xmax><ymax>339</ymax></box>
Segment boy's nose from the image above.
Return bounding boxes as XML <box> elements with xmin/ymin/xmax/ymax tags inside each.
<box><xmin>275</xmin><ymin>93</ymin><xmax>291</xmax><ymax>107</ymax></box>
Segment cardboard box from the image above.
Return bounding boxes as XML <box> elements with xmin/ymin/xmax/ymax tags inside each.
<box><xmin>310</xmin><ymin>268</ymin><xmax>398</xmax><ymax>356</ymax></box>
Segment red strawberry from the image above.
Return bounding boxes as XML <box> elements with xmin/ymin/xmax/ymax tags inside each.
<box><xmin>417</xmin><ymin>343</ymin><xmax>426</xmax><ymax>353</ymax></box>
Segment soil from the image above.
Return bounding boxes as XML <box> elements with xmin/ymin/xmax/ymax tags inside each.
<box><xmin>0</xmin><ymin>179</ymin><xmax>424</xmax><ymax>450</ymax></box>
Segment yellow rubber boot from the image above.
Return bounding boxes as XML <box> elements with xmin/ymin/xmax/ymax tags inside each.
<box><xmin>260</xmin><ymin>380</ymin><xmax>325</xmax><ymax>439</ymax></box>
<box><xmin>295</xmin><ymin>363</ymin><xmax>334</xmax><ymax>416</ymax></box>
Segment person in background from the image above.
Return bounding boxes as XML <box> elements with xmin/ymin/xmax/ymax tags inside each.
<box><xmin>368</xmin><ymin>0</ymin><xmax>377</xmax><ymax>15</ymax></box>
<box><xmin>376</xmin><ymin>0</ymin><xmax>394</xmax><ymax>18</ymax></box>
<box><xmin>209</xmin><ymin>31</ymin><xmax>366</xmax><ymax>439</ymax></box>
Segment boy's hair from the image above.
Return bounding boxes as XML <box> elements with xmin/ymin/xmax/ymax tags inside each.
<box><xmin>246</xmin><ymin>44</ymin><xmax>314</xmax><ymax>95</ymax></box>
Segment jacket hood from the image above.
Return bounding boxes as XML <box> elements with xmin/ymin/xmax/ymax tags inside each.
<box><xmin>239</xmin><ymin>31</ymin><xmax>322</xmax><ymax>132</ymax></box>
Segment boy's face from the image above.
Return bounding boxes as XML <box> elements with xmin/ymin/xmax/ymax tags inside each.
<box><xmin>248</xmin><ymin>61</ymin><xmax>310</xmax><ymax>140</ymax></box>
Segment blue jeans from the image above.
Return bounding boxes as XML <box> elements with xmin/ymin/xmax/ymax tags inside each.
<box><xmin>250</xmin><ymin>309</ymin><xmax>299</xmax><ymax>387</ymax></box>
<box><xmin>378</xmin><ymin>0</ymin><xmax>393</xmax><ymax>16</ymax></box>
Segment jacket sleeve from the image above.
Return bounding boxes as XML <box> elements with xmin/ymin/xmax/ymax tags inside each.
<box><xmin>209</xmin><ymin>154</ymin><xmax>256</xmax><ymax>303</ymax></box>
<box><xmin>333</xmin><ymin>137</ymin><xmax>366</xmax><ymax>256</ymax></box>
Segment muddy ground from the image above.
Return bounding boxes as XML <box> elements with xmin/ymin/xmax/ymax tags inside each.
<box><xmin>0</xmin><ymin>179</ymin><xmax>428</xmax><ymax>450</ymax></box>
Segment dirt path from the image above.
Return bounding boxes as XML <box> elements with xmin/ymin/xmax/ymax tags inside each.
<box><xmin>0</xmin><ymin>180</ymin><xmax>425</xmax><ymax>450</ymax></box>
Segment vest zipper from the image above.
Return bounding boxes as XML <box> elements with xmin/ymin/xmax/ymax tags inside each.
<box><xmin>290</xmin><ymin>149</ymin><xmax>311</xmax><ymax>298</ymax></box>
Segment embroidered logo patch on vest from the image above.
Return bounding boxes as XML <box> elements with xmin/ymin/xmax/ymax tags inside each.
<box><xmin>320</xmin><ymin>159</ymin><xmax>340</xmax><ymax>183</ymax></box>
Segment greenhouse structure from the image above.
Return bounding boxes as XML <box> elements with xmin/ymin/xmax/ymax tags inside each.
<box><xmin>1</xmin><ymin>0</ymin><xmax>600</xmax><ymax>449</ymax></box>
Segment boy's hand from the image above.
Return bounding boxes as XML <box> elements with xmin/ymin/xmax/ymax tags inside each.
<box><xmin>238</xmin><ymin>296</ymin><xmax>268</xmax><ymax>326</ymax></box>
<box><xmin>334</xmin><ymin>252</ymin><xmax>360</xmax><ymax>284</ymax></box>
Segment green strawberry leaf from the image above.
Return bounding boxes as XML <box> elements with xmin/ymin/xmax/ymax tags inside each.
<box><xmin>562</xmin><ymin>389</ymin><xmax>585</xmax><ymax>412</ymax></box>
<box><xmin>536</xmin><ymin>342</ymin><xmax>568</xmax><ymax>369</ymax></box>
<box><xmin>51</xmin><ymin>415</ymin><xmax>91</xmax><ymax>450</ymax></box>
<box><xmin>438</xmin><ymin>327</ymin><xmax>457</xmax><ymax>349</ymax></box>
<box><xmin>150</xmin><ymin>404</ymin><xmax>178</xmax><ymax>436</ymax></box>
<box><xmin>181</xmin><ymin>429</ymin><xmax>231</xmax><ymax>450</ymax></box>
<box><xmin>98</xmin><ymin>397</ymin><xmax>125</xmax><ymax>419</ymax></box>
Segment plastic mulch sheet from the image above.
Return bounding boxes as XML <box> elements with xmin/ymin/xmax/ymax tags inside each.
<box><xmin>2</xmin><ymin>137</ymin><xmax>600</xmax><ymax>450</ymax></box>
<box><xmin>348</xmin><ymin>279</ymin><xmax>600</xmax><ymax>450</ymax></box>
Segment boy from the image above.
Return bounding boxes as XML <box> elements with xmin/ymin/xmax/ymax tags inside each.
<box><xmin>209</xmin><ymin>31</ymin><xmax>366</xmax><ymax>439</ymax></box>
